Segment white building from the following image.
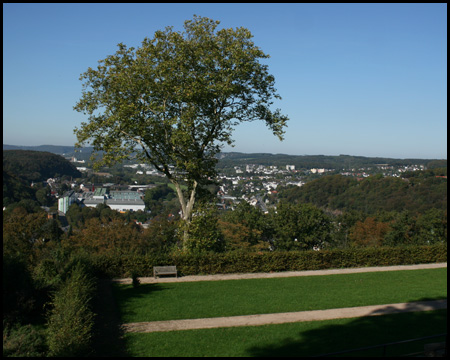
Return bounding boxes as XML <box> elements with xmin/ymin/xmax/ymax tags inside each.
<box><xmin>103</xmin><ymin>199</ymin><xmax>145</xmax><ymax>212</ymax></box>
<box><xmin>82</xmin><ymin>188</ymin><xmax>145</xmax><ymax>212</ymax></box>
<box><xmin>58</xmin><ymin>190</ymin><xmax>78</xmax><ymax>214</ymax></box>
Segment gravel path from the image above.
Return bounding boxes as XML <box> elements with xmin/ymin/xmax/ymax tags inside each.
<box><xmin>113</xmin><ymin>262</ymin><xmax>446</xmax><ymax>284</ymax></box>
<box><xmin>122</xmin><ymin>300</ymin><xmax>447</xmax><ymax>333</ymax></box>
<box><xmin>118</xmin><ymin>263</ymin><xmax>447</xmax><ymax>333</ymax></box>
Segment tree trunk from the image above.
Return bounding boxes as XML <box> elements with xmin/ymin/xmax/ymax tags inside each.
<box><xmin>172</xmin><ymin>180</ymin><xmax>198</xmax><ymax>247</ymax></box>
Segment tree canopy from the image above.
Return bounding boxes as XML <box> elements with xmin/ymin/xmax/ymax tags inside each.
<box><xmin>74</xmin><ymin>15</ymin><xmax>288</xmax><ymax>243</ymax></box>
<box><xmin>3</xmin><ymin>150</ymin><xmax>81</xmax><ymax>182</ymax></box>
<box><xmin>278</xmin><ymin>173</ymin><xmax>447</xmax><ymax>215</ymax></box>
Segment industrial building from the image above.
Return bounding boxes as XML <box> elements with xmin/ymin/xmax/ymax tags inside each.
<box><xmin>82</xmin><ymin>188</ymin><xmax>145</xmax><ymax>212</ymax></box>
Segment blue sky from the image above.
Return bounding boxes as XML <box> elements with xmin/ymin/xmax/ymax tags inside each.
<box><xmin>3</xmin><ymin>3</ymin><xmax>447</xmax><ymax>159</ymax></box>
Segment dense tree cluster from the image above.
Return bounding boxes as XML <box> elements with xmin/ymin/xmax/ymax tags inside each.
<box><xmin>278</xmin><ymin>171</ymin><xmax>447</xmax><ymax>215</ymax></box>
<box><xmin>3</xmin><ymin>170</ymin><xmax>37</xmax><ymax>206</ymax></box>
<box><xmin>3</xmin><ymin>150</ymin><xmax>82</xmax><ymax>182</ymax></box>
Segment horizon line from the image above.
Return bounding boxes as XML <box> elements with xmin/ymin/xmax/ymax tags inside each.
<box><xmin>3</xmin><ymin>143</ymin><xmax>447</xmax><ymax>161</ymax></box>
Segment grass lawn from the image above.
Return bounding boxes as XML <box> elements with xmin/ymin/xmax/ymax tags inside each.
<box><xmin>123</xmin><ymin>309</ymin><xmax>447</xmax><ymax>357</ymax></box>
<box><xmin>112</xmin><ymin>268</ymin><xmax>447</xmax><ymax>323</ymax></box>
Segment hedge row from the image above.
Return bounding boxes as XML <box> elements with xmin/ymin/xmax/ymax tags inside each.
<box><xmin>83</xmin><ymin>244</ymin><xmax>447</xmax><ymax>279</ymax></box>
<box><xmin>46</xmin><ymin>262</ymin><xmax>96</xmax><ymax>357</ymax></box>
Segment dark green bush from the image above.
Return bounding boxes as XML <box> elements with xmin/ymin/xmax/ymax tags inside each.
<box><xmin>46</xmin><ymin>262</ymin><xmax>96</xmax><ymax>357</ymax></box>
<box><xmin>86</xmin><ymin>244</ymin><xmax>446</xmax><ymax>278</ymax></box>
<box><xmin>131</xmin><ymin>271</ymin><xmax>140</xmax><ymax>288</ymax></box>
<box><xmin>174</xmin><ymin>244</ymin><xmax>446</xmax><ymax>275</ymax></box>
<box><xmin>3</xmin><ymin>323</ymin><xmax>48</xmax><ymax>357</ymax></box>
<box><xmin>3</xmin><ymin>255</ymin><xmax>37</xmax><ymax>325</ymax></box>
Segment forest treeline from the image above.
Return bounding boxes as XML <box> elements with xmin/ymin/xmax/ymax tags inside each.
<box><xmin>277</xmin><ymin>169</ymin><xmax>447</xmax><ymax>215</ymax></box>
<box><xmin>3</xmin><ymin>150</ymin><xmax>81</xmax><ymax>207</ymax></box>
<box><xmin>3</xmin><ymin>150</ymin><xmax>81</xmax><ymax>182</ymax></box>
<box><xmin>216</xmin><ymin>152</ymin><xmax>447</xmax><ymax>170</ymax></box>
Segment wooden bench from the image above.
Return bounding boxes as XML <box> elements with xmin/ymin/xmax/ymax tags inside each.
<box><xmin>153</xmin><ymin>266</ymin><xmax>178</xmax><ymax>278</ymax></box>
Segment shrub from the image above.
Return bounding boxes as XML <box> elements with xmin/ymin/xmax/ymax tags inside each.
<box><xmin>3</xmin><ymin>323</ymin><xmax>48</xmax><ymax>357</ymax></box>
<box><xmin>46</xmin><ymin>262</ymin><xmax>96</xmax><ymax>357</ymax></box>
<box><xmin>131</xmin><ymin>271</ymin><xmax>140</xmax><ymax>288</ymax></box>
<box><xmin>3</xmin><ymin>255</ymin><xmax>37</xmax><ymax>325</ymax></box>
<box><xmin>74</xmin><ymin>244</ymin><xmax>447</xmax><ymax>278</ymax></box>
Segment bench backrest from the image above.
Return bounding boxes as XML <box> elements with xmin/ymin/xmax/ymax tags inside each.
<box><xmin>154</xmin><ymin>266</ymin><xmax>177</xmax><ymax>273</ymax></box>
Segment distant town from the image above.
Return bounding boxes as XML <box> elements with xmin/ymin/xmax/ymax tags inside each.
<box><xmin>53</xmin><ymin>153</ymin><xmax>432</xmax><ymax>219</ymax></box>
<box><xmin>4</xmin><ymin>144</ymin><xmax>445</xmax><ymax>223</ymax></box>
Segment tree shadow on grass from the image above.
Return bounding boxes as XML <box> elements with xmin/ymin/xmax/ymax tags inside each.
<box><xmin>90</xmin><ymin>280</ymin><xmax>159</xmax><ymax>357</ymax></box>
<box><xmin>245</xmin><ymin>301</ymin><xmax>447</xmax><ymax>357</ymax></box>
<box><xmin>108</xmin><ymin>282</ymin><xmax>165</xmax><ymax>322</ymax></box>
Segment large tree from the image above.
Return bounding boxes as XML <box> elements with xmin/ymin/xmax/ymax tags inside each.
<box><xmin>74</xmin><ymin>15</ymin><xmax>288</xmax><ymax>244</ymax></box>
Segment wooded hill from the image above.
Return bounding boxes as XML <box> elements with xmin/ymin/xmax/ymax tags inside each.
<box><xmin>3</xmin><ymin>144</ymin><xmax>95</xmax><ymax>161</ymax></box>
<box><xmin>277</xmin><ymin>170</ymin><xmax>447</xmax><ymax>215</ymax></box>
<box><xmin>3</xmin><ymin>170</ymin><xmax>37</xmax><ymax>206</ymax></box>
<box><xmin>3</xmin><ymin>150</ymin><xmax>82</xmax><ymax>182</ymax></box>
<box><xmin>216</xmin><ymin>152</ymin><xmax>446</xmax><ymax>170</ymax></box>
<box><xmin>4</xmin><ymin>145</ymin><xmax>446</xmax><ymax>170</ymax></box>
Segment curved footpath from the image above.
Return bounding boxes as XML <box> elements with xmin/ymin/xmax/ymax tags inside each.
<box><xmin>119</xmin><ymin>263</ymin><xmax>447</xmax><ymax>333</ymax></box>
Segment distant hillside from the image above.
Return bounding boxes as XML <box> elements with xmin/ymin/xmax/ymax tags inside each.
<box><xmin>278</xmin><ymin>172</ymin><xmax>447</xmax><ymax>215</ymax></box>
<box><xmin>3</xmin><ymin>144</ymin><xmax>77</xmax><ymax>154</ymax></box>
<box><xmin>3</xmin><ymin>144</ymin><xmax>95</xmax><ymax>161</ymax></box>
<box><xmin>216</xmin><ymin>152</ymin><xmax>445</xmax><ymax>170</ymax></box>
<box><xmin>3</xmin><ymin>145</ymin><xmax>446</xmax><ymax>169</ymax></box>
<box><xmin>3</xmin><ymin>150</ymin><xmax>82</xmax><ymax>182</ymax></box>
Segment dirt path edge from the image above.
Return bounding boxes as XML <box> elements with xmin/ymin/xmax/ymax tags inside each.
<box><xmin>113</xmin><ymin>262</ymin><xmax>447</xmax><ymax>284</ymax></box>
<box><xmin>122</xmin><ymin>299</ymin><xmax>447</xmax><ymax>333</ymax></box>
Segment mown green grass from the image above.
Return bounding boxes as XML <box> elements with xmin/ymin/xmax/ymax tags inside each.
<box><xmin>112</xmin><ymin>268</ymin><xmax>447</xmax><ymax>323</ymax></box>
<box><xmin>123</xmin><ymin>309</ymin><xmax>447</xmax><ymax>357</ymax></box>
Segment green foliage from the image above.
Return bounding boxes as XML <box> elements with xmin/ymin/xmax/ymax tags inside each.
<box><xmin>40</xmin><ymin>219</ymin><xmax>64</xmax><ymax>242</ymax></box>
<box><xmin>221</xmin><ymin>201</ymin><xmax>269</xmax><ymax>249</ymax></box>
<box><xmin>414</xmin><ymin>208</ymin><xmax>447</xmax><ymax>245</ymax></box>
<box><xmin>183</xmin><ymin>203</ymin><xmax>225</xmax><ymax>253</ymax></box>
<box><xmin>3</xmin><ymin>198</ymin><xmax>43</xmax><ymax>215</ymax></box>
<box><xmin>3</xmin><ymin>150</ymin><xmax>81</xmax><ymax>182</ymax></box>
<box><xmin>3</xmin><ymin>170</ymin><xmax>37</xmax><ymax>207</ymax></box>
<box><xmin>86</xmin><ymin>244</ymin><xmax>446</xmax><ymax>278</ymax></box>
<box><xmin>46</xmin><ymin>261</ymin><xmax>96</xmax><ymax>357</ymax></box>
<box><xmin>269</xmin><ymin>202</ymin><xmax>333</xmax><ymax>250</ymax></box>
<box><xmin>279</xmin><ymin>175</ymin><xmax>357</xmax><ymax>208</ymax></box>
<box><xmin>3</xmin><ymin>255</ymin><xmax>38</xmax><ymax>326</ymax></box>
<box><xmin>3</xmin><ymin>323</ymin><xmax>48</xmax><ymax>357</ymax></box>
<box><xmin>74</xmin><ymin>15</ymin><xmax>288</xmax><ymax>173</ymax></box>
<box><xmin>141</xmin><ymin>215</ymin><xmax>180</xmax><ymax>254</ymax></box>
<box><xmin>131</xmin><ymin>271</ymin><xmax>140</xmax><ymax>288</ymax></box>
<box><xmin>144</xmin><ymin>184</ymin><xmax>176</xmax><ymax>213</ymax></box>
<box><xmin>32</xmin><ymin>247</ymin><xmax>91</xmax><ymax>290</ymax></box>
<box><xmin>68</xmin><ymin>216</ymin><xmax>145</xmax><ymax>257</ymax></box>
<box><xmin>278</xmin><ymin>173</ymin><xmax>447</xmax><ymax>215</ymax></box>
<box><xmin>65</xmin><ymin>202</ymin><xmax>124</xmax><ymax>229</ymax></box>
<box><xmin>3</xmin><ymin>207</ymin><xmax>48</xmax><ymax>264</ymax></box>
<box><xmin>74</xmin><ymin>15</ymin><xmax>288</xmax><ymax>243</ymax></box>
<box><xmin>35</xmin><ymin>185</ymin><xmax>52</xmax><ymax>206</ymax></box>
